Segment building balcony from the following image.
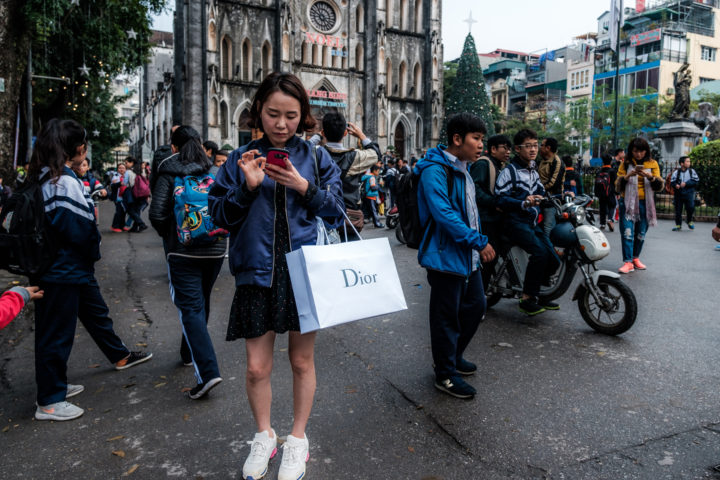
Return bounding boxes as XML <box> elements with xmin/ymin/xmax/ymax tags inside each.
<box><xmin>594</xmin><ymin>49</ymin><xmax>687</xmax><ymax>73</ymax></box>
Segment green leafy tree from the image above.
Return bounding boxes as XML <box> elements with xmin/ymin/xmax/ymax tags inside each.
<box><xmin>24</xmin><ymin>0</ymin><xmax>166</xmax><ymax>167</ymax></box>
<box><xmin>689</xmin><ymin>139</ymin><xmax>720</xmax><ymax>208</ymax></box>
<box><xmin>443</xmin><ymin>33</ymin><xmax>495</xmax><ymax>138</ymax></box>
<box><xmin>591</xmin><ymin>87</ymin><xmax>665</xmax><ymax>156</ymax></box>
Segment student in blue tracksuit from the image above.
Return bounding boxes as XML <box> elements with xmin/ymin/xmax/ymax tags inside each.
<box><xmin>29</xmin><ymin>119</ymin><xmax>152</xmax><ymax>422</ymax></box>
<box><xmin>670</xmin><ymin>156</ymin><xmax>700</xmax><ymax>231</ymax></box>
<box><xmin>495</xmin><ymin>128</ymin><xmax>561</xmax><ymax>316</ymax></box>
<box><xmin>415</xmin><ymin>112</ymin><xmax>495</xmax><ymax>400</ymax></box>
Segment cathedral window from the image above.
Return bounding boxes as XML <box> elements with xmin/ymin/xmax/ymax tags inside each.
<box><xmin>221</xmin><ymin>36</ymin><xmax>233</xmax><ymax>79</ymax></box>
<box><xmin>242</xmin><ymin>38</ymin><xmax>252</xmax><ymax>81</ymax></box>
<box><xmin>415</xmin><ymin>0</ymin><xmax>423</xmax><ymax>33</ymax></box>
<box><xmin>355</xmin><ymin>44</ymin><xmax>364</xmax><ymax>71</ymax></box>
<box><xmin>261</xmin><ymin>41</ymin><xmax>272</xmax><ymax>78</ymax></box>
<box><xmin>413</xmin><ymin>62</ymin><xmax>422</xmax><ymax>99</ymax></box>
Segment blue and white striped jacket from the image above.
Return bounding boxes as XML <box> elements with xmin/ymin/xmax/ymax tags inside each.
<box><xmin>40</xmin><ymin>166</ymin><xmax>101</xmax><ymax>284</ymax></box>
<box><xmin>495</xmin><ymin>158</ymin><xmax>545</xmax><ymax>226</ymax></box>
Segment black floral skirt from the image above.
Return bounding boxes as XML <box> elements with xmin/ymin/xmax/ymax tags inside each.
<box><xmin>226</xmin><ymin>185</ymin><xmax>300</xmax><ymax>340</ymax></box>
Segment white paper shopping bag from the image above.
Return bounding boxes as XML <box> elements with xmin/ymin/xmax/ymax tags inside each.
<box><xmin>286</xmin><ymin>237</ymin><xmax>407</xmax><ymax>333</ymax></box>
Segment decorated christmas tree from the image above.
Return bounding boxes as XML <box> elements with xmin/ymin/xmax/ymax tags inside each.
<box><xmin>444</xmin><ymin>33</ymin><xmax>495</xmax><ymax>137</ymax></box>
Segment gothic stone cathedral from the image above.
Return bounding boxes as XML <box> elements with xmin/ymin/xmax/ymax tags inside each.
<box><xmin>206</xmin><ymin>0</ymin><xmax>443</xmax><ymax>159</ymax></box>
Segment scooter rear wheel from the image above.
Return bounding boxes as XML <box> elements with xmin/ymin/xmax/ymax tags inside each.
<box><xmin>578</xmin><ymin>277</ymin><xmax>637</xmax><ymax>335</ymax></box>
<box><xmin>395</xmin><ymin>226</ymin><xmax>406</xmax><ymax>244</ymax></box>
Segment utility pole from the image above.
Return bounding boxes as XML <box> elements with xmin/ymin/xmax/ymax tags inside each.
<box><xmin>612</xmin><ymin>1</ymin><xmax>623</xmax><ymax>150</ymax></box>
<box><xmin>172</xmin><ymin>0</ymin><xmax>185</xmax><ymax>125</ymax></box>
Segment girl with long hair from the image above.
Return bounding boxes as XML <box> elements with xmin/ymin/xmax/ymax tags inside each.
<box><xmin>149</xmin><ymin>125</ymin><xmax>227</xmax><ymax>399</ymax></box>
<box><xmin>209</xmin><ymin>72</ymin><xmax>343</xmax><ymax>480</ymax></box>
<box><xmin>29</xmin><ymin>118</ymin><xmax>152</xmax><ymax>422</ymax></box>
<box><xmin>615</xmin><ymin>137</ymin><xmax>664</xmax><ymax>274</ymax></box>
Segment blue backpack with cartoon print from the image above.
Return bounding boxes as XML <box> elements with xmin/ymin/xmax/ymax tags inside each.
<box><xmin>173</xmin><ymin>173</ymin><xmax>228</xmax><ymax>246</ymax></box>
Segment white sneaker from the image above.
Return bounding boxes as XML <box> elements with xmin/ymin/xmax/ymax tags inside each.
<box><xmin>242</xmin><ymin>429</ymin><xmax>277</xmax><ymax>480</ymax></box>
<box><xmin>66</xmin><ymin>384</ymin><xmax>84</xmax><ymax>399</ymax></box>
<box><xmin>35</xmin><ymin>401</ymin><xmax>84</xmax><ymax>421</ymax></box>
<box><xmin>278</xmin><ymin>434</ymin><xmax>309</xmax><ymax>480</ymax></box>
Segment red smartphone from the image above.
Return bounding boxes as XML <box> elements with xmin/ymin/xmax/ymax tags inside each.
<box><xmin>266</xmin><ymin>148</ymin><xmax>290</xmax><ymax>168</ymax></box>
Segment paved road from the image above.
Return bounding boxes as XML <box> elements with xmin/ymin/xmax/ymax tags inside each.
<box><xmin>1</xmin><ymin>203</ymin><xmax>719</xmax><ymax>479</ymax></box>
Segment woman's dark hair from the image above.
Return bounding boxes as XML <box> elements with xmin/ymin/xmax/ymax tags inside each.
<box><xmin>132</xmin><ymin>162</ymin><xmax>144</xmax><ymax>176</ymax></box>
<box><xmin>248</xmin><ymin>72</ymin><xmax>317</xmax><ymax>134</ymax></box>
<box><xmin>171</xmin><ymin>125</ymin><xmax>212</xmax><ymax>170</ymax></box>
<box><xmin>29</xmin><ymin>118</ymin><xmax>87</xmax><ymax>180</ymax></box>
<box><xmin>626</xmin><ymin>137</ymin><xmax>651</xmax><ymax>164</ymax></box>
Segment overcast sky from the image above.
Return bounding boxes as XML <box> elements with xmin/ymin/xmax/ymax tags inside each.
<box><xmin>151</xmin><ymin>0</ymin><xmax>614</xmax><ymax>59</ymax></box>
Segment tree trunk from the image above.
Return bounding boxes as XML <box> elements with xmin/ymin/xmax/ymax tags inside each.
<box><xmin>0</xmin><ymin>0</ymin><xmax>30</xmax><ymax>183</ymax></box>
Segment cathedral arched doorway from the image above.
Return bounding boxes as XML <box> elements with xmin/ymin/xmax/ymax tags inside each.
<box><xmin>394</xmin><ymin>122</ymin><xmax>406</xmax><ymax>160</ymax></box>
<box><xmin>237</xmin><ymin>109</ymin><xmax>252</xmax><ymax>147</ymax></box>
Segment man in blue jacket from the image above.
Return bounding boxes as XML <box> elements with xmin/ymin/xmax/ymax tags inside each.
<box><xmin>416</xmin><ymin>112</ymin><xmax>495</xmax><ymax>399</ymax></box>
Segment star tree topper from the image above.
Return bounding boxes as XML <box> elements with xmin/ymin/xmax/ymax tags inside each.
<box><xmin>78</xmin><ymin>64</ymin><xmax>90</xmax><ymax>76</ymax></box>
<box><xmin>126</xmin><ymin>29</ymin><xmax>137</xmax><ymax>40</ymax></box>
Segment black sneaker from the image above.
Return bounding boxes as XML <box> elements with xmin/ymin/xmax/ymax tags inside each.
<box><xmin>519</xmin><ymin>298</ymin><xmax>546</xmax><ymax>316</ymax></box>
<box><xmin>189</xmin><ymin>377</ymin><xmax>223</xmax><ymax>400</ymax></box>
<box><xmin>115</xmin><ymin>351</ymin><xmax>153</xmax><ymax>370</ymax></box>
<box><xmin>456</xmin><ymin>358</ymin><xmax>477</xmax><ymax>376</ymax></box>
<box><xmin>538</xmin><ymin>299</ymin><xmax>560</xmax><ymax>310</ymax></box>
<box><xmin>434</xmin><ymin>376</ymin><xmax>476</xmax><ymax>399</ymax></box>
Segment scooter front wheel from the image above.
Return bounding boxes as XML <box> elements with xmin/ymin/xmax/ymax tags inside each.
<box><xmin>578</xmin><ymin>277</ymin><xmax>637</xmax><ymax>335</ymax></box>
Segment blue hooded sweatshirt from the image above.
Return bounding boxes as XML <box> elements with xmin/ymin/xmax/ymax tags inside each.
<box><xmin>415</xmin><ymin>145</ymin><xmax>488</xmax><ymax>277</ymax></box>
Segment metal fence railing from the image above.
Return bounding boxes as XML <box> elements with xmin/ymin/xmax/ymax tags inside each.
<box><xmin>579</xmin><ymin>166</ymin><xmax>719</xmax><ymax>222</ymax></box>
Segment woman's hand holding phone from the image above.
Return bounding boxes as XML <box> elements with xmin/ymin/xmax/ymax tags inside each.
<box><xmin>264</xmin><ymin>150</ymin><xmax>310</xmax><ymax>195</ymax></box>
<box><xmin>238</xmin><ymin>149</ymin><xmax>266</xmax><ymax>191</ymax></box>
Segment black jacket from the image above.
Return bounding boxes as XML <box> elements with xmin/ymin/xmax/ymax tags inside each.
<box><xmin>149</xmin><ymin>154</ymin><xmax>227</xmax><ymax>259</ymax></box>
<box><xmin>150</xmin><ymin>144</ymin><xmax>173</xmax><ymax>192</ymax></box>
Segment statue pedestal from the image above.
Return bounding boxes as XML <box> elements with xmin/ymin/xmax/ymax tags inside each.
<box><xmin>654</xmin><ymin>120</ymin><xmax>702</xmax><ymax>162</ymax></box>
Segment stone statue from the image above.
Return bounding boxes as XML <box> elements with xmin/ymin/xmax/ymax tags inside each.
<box><xmin>691</xmin><ymin>102</ymin><xmax>720</xmax><ymax>141</ymax></box>
<box><xmin>671</xmin><ymin>63</ymin><xmax>692</xmax><ymax>120</ymax></box>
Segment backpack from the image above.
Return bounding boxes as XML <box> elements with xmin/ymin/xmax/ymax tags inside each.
<box><xmin>0</xmin><ymin>174</ymin><xmax>57</xmax><ymax>277</ymax></box>
<box><xmin>132</xmin><ymin>174</ymin><xmax>150</xmax><ymax>199</ymax></box>
<box><xmin>173</xmin><ymin>173</ymin><xmax>229</xmax><ymax>246</ymax></box>
<box><xmin>594</xmin><ymin>170</ymin><xmax>612</xmax><ymax>198</ymax></box>
<box><xmin>396</xmin><ymin>164</ymin><xmax>453</xmax><ymax>249</ymax></box>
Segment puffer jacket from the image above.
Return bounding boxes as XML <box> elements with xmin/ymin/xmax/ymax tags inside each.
<box><xmin>208</xmin><ymin>135</ymin><xmax>343</xmax><ymax>287</ymax></box>
<box><xmin>149</xmin><ymin>154</ymin><xmax>227</xmax><ymax>259</ymax></box>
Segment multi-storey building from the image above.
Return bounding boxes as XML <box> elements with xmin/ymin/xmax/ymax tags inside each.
<box><xmin>204</xmin><ymin>0</ymin><xmax>442</xmax><ymax>159</ymax></box>
<box><xmin>592</xmin><ymin>0</ymin><xmax>720</xmax><ymax>153</ymax></box>
<box><xmin>479</xmin><ymin>50</ymin><xmax>538</xmax><ymax>117</ymax></box>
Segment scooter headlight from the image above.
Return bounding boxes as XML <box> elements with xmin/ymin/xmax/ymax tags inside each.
<box><xmin>574</xmin><ymin>206</ymin><xmax>586</xmax><ymax>224</ymax></box>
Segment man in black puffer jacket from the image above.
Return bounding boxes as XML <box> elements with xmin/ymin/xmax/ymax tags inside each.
<box><xmin>149</xmin><ymin>126</ymin><xmax>227</xmax><ymax>400</ymax></box>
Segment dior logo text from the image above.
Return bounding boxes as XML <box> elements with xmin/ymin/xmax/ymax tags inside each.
<box><xmin>342</xmin><ymin>269</ymin><xmax>378</xmax><ymax>288</ymax></box>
